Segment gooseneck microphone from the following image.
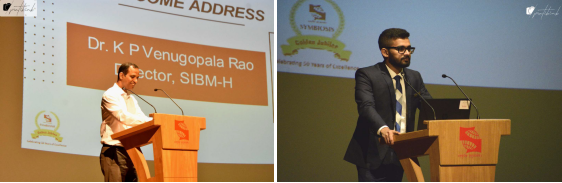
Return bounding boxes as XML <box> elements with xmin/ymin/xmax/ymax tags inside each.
<box><xmin>125</xmin><ymin>89</ymin><xmax>157</xmax><ymax>113</ymax></box>
<box><xmin>442</xmin><ymin>74</ymin><xmax>480</xmax><ymax>119</ymax></box>
<box><xmin>154</xmin><ymin>89</ymin><xmax>184</xmax><ymax>116</ymax></box>
<box><xmin>403</xmin><ymin>76</ymin><xmax>436</xmax><ymax>120</ymax></box>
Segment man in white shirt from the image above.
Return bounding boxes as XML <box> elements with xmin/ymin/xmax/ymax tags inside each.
<box><xmin>99</xmin><ymin>62</ymin><xmax>152</xmax><ymax>182</ymax></box>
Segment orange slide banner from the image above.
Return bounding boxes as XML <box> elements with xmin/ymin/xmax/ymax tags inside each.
<box><xmin>67</xmin><ymin>22</ymin><xmax>267</xmax><ymax>106</ymax></box>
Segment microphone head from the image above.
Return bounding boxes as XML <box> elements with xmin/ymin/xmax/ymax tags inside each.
<box><xmin>442</xmin><ymin>74</ymin><xmax>447</xmax><ymax>78</ymax></box>
<box><xmin>154</xmin><ymin>89</ymin><xmax>159</xmax><ymax>91</ymax></box>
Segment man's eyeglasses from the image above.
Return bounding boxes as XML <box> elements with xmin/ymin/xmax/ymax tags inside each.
<box><xmin>385</xmin><ymin>46</ymin><xmax>415</xmax><ymax>54</ymax></box>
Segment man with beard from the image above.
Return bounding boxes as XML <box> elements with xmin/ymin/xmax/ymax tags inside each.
<box><xmin>344</xmin><ymin>28</ymin><xmax>432</xmax><ymax>182</ymax></box>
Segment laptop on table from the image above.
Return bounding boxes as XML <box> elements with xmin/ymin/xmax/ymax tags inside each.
<box><xmin>417</xmin><ymin>99</ymin><xmax>472</xmax><ymax>130</ymax></box>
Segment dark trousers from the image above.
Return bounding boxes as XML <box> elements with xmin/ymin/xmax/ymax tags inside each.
<box><xmin>100</xmin><ymin>145</ymin><xmax>138</xmax><ymax>182</ymax></box>
<box><xmin>357</xmin><ymin>149</ymin><xmax>404</xmax><ymax>182</ymax></box>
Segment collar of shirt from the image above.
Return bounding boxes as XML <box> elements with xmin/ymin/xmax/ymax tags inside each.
<box><xmin>110</xmin><ymin>83</ymin><xmax>130</xmax><ymax>99</ymax></box>
<box><xmin>385</xmin><ymin>63</ymin><xmax>404</xmax><ymax>79</ymax></box>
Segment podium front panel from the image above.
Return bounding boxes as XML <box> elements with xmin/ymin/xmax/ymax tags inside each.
<box><xmin>152</xmin><ymin>113</ymin><xmax>206</xmax><ymax>151</ymax></box>
<box><xmin>426</xmin><ymin>119</ymin><xmax>510</xmax><ymax>166</ymax></box>
<box><xmin>162</xmin><ymin>149</ymin><xmax>198</xmax><ymax>178</ymax></box>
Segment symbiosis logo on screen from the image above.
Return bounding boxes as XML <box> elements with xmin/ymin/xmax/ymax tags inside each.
<box><xmin>281</xmin><ymin>0</ymin><xmax>351</xmax><ymax>61</ymax></box>
<box><xmin>137</xmin><ymin>0</ymin><xmax>265</xmax><ymax>21</ymax></box>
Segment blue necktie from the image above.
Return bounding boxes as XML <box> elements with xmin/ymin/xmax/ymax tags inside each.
<box><xmin>394</xmin><ymin>75</ymin><xmax>402</xmax><ymax>132</ymax></box>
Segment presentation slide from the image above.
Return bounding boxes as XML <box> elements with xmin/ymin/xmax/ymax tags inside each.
<box><xmin>278</xmin><ymin>0</ymin><xmax>562</xmax><ymax>91</ymax></box>
<box><xmin>269</xmin><ymin>33</ymin><xmax>275</xmax><ymax>108</ymax></box>
<box><xmin>22</xmin><ymin>0</ymin><xmax>274</xmax><ymax>164</ymax></box>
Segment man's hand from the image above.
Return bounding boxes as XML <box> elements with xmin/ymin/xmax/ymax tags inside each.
<box><xmin>380</xmin><ymin>127</ymin><xmax>400</xmax><ymax>145</ymax></box>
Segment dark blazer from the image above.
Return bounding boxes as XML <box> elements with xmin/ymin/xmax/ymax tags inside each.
<box><xmin>344</xmin><ymin>62</ymin><xmax>432</xmax><ymax>169</ymax></box>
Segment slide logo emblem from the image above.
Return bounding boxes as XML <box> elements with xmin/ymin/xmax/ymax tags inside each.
<box><xmin>281</xmin><ymin>0</ymin><xmax>351</xmax><ymax>61</ymax></box>
<box><xmin>31</xmin><ymin>111</ymin><xmax>63</xmax><ymax>142</ymax></box>
<box><xmin>309</xmin><ymin>4</ymin><xmax>326</xmax><ymax>21</ymax></box>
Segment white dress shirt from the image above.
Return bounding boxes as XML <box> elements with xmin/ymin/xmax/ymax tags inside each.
<box><xmin>377</xmin><ymin>64</ymin><xmax>407</xmax><ymax>135</ymax></box>
<box><xmin>100</xmin><ymin>83</ymin><xmax>152</xmax><ymax>146</ymax></box>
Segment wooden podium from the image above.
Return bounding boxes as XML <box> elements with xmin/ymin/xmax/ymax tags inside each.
<box><xmin>387</xmin><ymin>119</ymin><xmax>510</xmax><ymax>182</ymax></box>
<box><xmin>111</xmin><ymin>113</ymin><xmax>206</xmax><ymax>182</ymax></box>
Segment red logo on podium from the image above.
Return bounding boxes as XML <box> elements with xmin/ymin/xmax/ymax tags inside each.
<box><xmin>175</xmin><ymin>120</ymin><xmax>189</xmax><ymax>141</ymax></box>
<box><xmin>459</xmin><ymin>127</ymin><xmax>481</xmax><ymax>153</ymax></box>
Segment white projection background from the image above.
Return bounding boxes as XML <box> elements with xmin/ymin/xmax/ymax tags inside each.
<box><xmin>278</xmin><ymin>0</ymin><xmax>562</xmax><ymax>91</ymax></box>
<box><xmin>270</xmin><ymin>32</ymin><xmax>275</xmax><ymax>106</ymax></box>
<box><xmin>22</xmin><ymin>0</ymin><xmax>274</xmax><ymax>164</ymax></box>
